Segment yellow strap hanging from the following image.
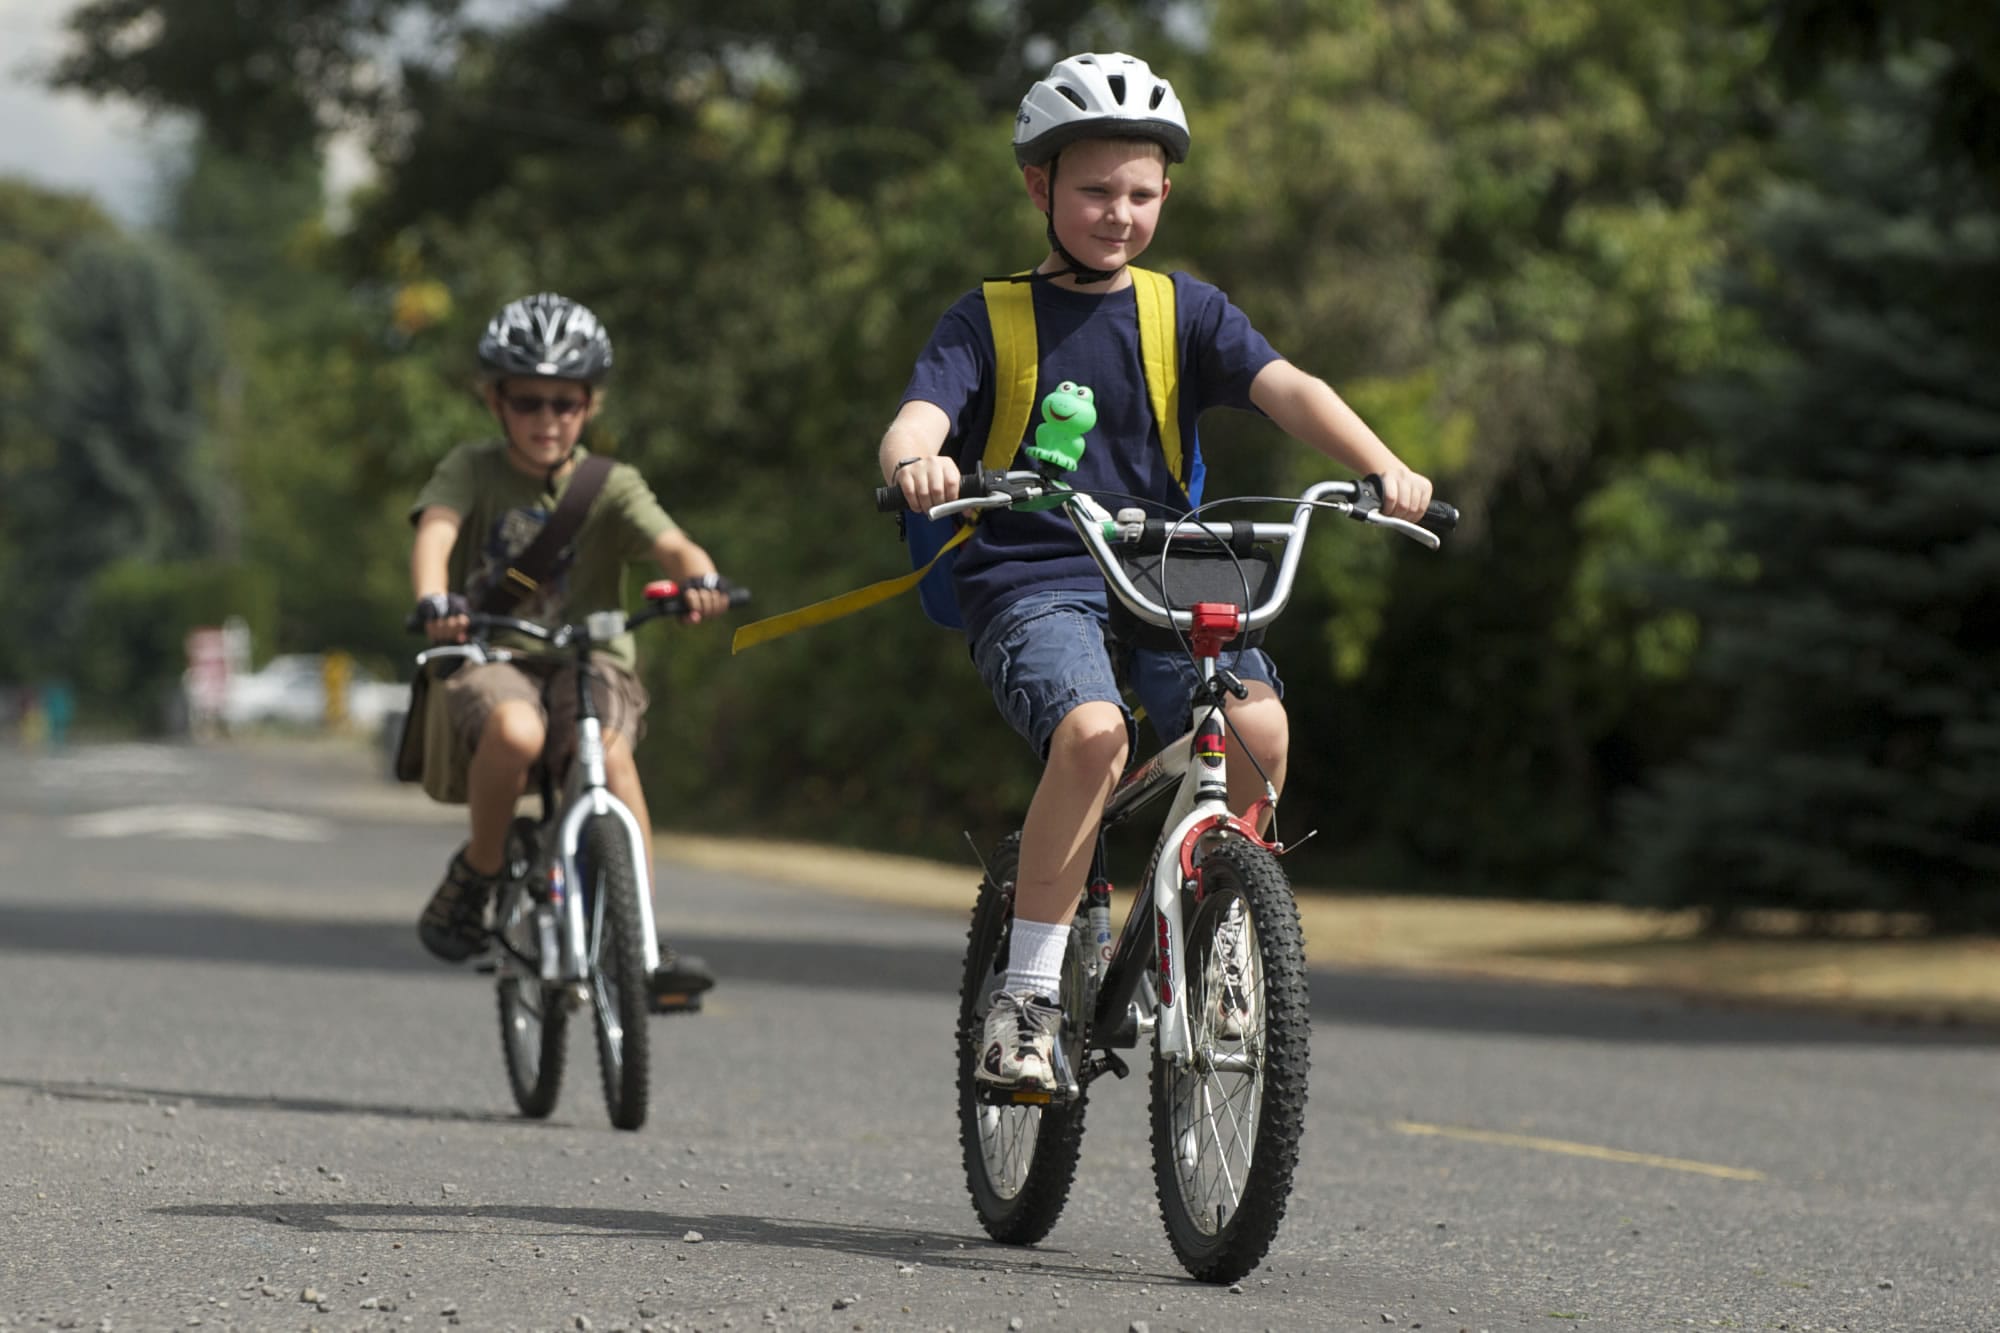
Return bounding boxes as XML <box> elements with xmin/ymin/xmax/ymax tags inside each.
<box><xmin>731</xmin><ymin>524</ymin><xmax>974</xmax><ymax>652</ymax></box>
<box><xmin>731</xmin><ymin>268</ymin><xmax>1181</xmax><ymax>653</ymax></box>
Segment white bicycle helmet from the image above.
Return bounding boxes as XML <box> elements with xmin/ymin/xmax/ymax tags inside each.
<box><xmin>1013</xmin><ymin>51</ymin><xmax>1190</xmax><ymax>168</ymax></box>
<box><xmin>477</xmin><ymin>292</ymin><xmax>614</xmax><ymax>383</ymax></box>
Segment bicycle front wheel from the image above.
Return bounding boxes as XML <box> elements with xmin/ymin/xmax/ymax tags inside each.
<box><xmin>582</xmin><ymin>814</ymin><xmax>651</xmax><ymax>1132</ymax></box>
<box><xmin>1150</xmin><ymin>836</ymin><xmax>1309</xmax><ymax>1283</ymax></box>
<box><xmin>495</xmin><ymin>819</ymin><xmax>566</xmax><ymax>1118</ymax></box>
<box><xmin>957</xmin><ymin>832</ymin><xmax>1090</xmax><ymax>1245</ymax></box>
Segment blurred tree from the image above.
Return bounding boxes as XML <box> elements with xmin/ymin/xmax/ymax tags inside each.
<box><xmin>1765</xmin><ymin>1</ymin><xmax>2000</xmax><ymax>179</ymax></box>
<box><xmin>0</xmin><ymin>181</ymin><xmax>116</xmax><ymax>679</ymax></box>
<box><xmin>13</xmin><ymin>236</ymin><xmax>226</xmax><ymax>669</ymax></box>
<box><xmin>1617</xmin><ymin>62</ymin><xmax>2000</xmax><ymax>929</ymax></box>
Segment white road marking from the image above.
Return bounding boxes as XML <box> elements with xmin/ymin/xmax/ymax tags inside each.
<box><xmin>65</xmin><ymin>804</ymin><xmax>334</xmax><ymax>843</ymax></box>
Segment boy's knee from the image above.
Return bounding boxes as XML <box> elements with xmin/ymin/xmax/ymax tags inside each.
<box><xmin>1047</xmin><ymin>701</ymin><xmax>1129</xmax><ymax>774</ymax></box>
<box><xmin>1229</xmin><ymin>688</ymin><xmax>1289</xmax><ymax>760</ymax></box>
<box><xmin>478</xmin><ymin>702</ymin><xmax>545</xmax><ymax>766</ymax></box>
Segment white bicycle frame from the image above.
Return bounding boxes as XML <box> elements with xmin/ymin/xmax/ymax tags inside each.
<box><xmin>416</xmin><ymin>619</ymin><xmax>663</xmax><ymax>984</ymax></box>
<box><xmin>932</xmin><ymin>477</ymin><xmax>1440</xmax><ymax>1069</ymax></box>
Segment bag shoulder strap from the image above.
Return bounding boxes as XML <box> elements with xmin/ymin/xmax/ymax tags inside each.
<box><xmin>476</xmin><ymin>453</ymin><xmax>614</xmax><ymax>614</ymax></box>
<box><xmin>980</xmin><ymin>275</ymin><xmax>1041</xmax><ymax>474</ymax></box>
<box><xmin>1130</xmin><ymin>267</ymin><xmax>1185</xmax><ymax>486</ymax></box>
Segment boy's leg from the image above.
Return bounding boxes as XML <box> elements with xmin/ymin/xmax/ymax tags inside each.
<box><xmin>1223</xmin><ymin>681</ymin><xmax>1289</xmax><ymax>830</ymax></box>
<box><xmin>969</xmin><ymin>593</ymin><xmax>1132</xmax><ymax>1089</ymax></box>
<box><xmin>419</xmin><ymin>691</ymin><xmax>542</xmax><ymax>962</ymax></box>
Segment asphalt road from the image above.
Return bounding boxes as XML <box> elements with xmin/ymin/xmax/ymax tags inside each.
<box><xmin>2</xmin><ymin>740</ymin><xmax>1996</xmax><ymax>1333</ymax></box>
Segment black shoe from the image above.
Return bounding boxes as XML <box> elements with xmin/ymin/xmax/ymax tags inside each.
<box><xmin>418</xmin><ymin>848</ymin><xmax>499</xmax><ymax>963</ymax></box>
<box><xmin>650</xmin><ymin>949</ymin><xmax>715</xmax><ymax>1014</ymax></box>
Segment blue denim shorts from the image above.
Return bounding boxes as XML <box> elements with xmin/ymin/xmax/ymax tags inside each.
<box><xmin>970</xmin><ymin>587</ymin><xmax>1283</xmax><ymax>757</ymax></box>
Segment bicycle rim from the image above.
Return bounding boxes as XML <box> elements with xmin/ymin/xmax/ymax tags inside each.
<box><xmin>956</xmin><ymin>833</ymin><xmax>1090</xmax><ymax>1245</ymax></box>
<box><xmin>582</xmin><ymin>815</ymin><xmax>651</xmax><ymax>1132</ymax></box>
<box><xmin>1150</xmin><ymin>837</ymin><xmax>1309</xmax><ymax>1282</ymax></box>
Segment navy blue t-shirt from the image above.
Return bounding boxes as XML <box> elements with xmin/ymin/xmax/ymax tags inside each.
<box><xmin>900</xmin><ymin>272</ymin><xmax>1281</xmax><ymax>642</ymax></box>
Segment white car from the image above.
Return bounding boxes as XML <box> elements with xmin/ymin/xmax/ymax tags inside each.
<box><xmin>214</xmin><ymin>654</ymin><xmax>408</xmax><ymax>732</ymax></box>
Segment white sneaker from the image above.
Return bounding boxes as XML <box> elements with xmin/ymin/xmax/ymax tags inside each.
<box><xmin>1212</xmin><ymin>901</ymin><xmax>1256</xmax><ymax>1041</ymax></box>
<box><xmin>975</xmin><ymin>990</ymin><xmax>1061</xmax><ymax>1090</ymax></box>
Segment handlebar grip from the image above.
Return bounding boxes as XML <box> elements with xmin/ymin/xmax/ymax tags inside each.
<box><xmin>1359</xmin><ymin>474</ymin><xmax>1458</xmax><ymax>535</ymax></box>
<box><xmin>874</xmin><ymin>465</ymin><xmax>995</xmax><ymax>513</ymax></box>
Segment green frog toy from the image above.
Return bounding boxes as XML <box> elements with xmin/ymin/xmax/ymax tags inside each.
<box><xmin>1024</xmin><ymin>381</ymin><xmax>1095</xmax><ymax>473</ymax></box>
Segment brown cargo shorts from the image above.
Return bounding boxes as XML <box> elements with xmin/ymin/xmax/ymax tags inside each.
<box><xmin>441</xmin><ymin>656</ymin><xmax>650</xmax><ymax>779</ymax></box>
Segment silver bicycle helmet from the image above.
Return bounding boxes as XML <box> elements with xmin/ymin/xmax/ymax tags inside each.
<box><xmin>1013</xmin><ymin>52</ymin><xmax>1190</xmax><ymax>168</ymax></box>
<box><xmin>477</xmin><ymin>292</ymin><xmax>614</xmax><ymax>383</ymax></box>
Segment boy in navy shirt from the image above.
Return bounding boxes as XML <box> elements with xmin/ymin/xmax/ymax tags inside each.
<box><xmin>880</xmin><ymin>52</ymin><xmax>1435</xmax><ymax>1089</ymax></box>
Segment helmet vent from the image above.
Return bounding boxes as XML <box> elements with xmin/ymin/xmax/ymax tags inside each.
<box><xmin>1055</xmin><ymin>83</ymin><xmax>1086</xmax><ymax>110</ymax></box>
<box><xmin>1107</xmin><ymin>75</ymin><xmax>1126</xmax><ymax>104</ymax></box>
<box><xmin>1149</xmin><ymin>86</ymin><xmax>1167</xmax><ymax>110</ymax></box>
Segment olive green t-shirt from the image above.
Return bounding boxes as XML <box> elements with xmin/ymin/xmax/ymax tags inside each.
<box><xmin>410</xmin><ymin>440</ymin><xmax>677</xmax><ymax>670</ymax></box>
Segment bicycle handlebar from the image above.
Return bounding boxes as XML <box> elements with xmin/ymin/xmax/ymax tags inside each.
<box><xmin>877</xmin><ymin>466</ymin><xmax>1455</xmax><ymax>637</ymax></box>
<box><xmin>405</xmin><ymin>579</ymin><xmax>750</xmax><ymax>643</ymax></box>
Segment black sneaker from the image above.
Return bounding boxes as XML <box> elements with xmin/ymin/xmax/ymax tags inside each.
<box><xmin>417</xmin><ymin>848</ymin><xmax>499</xmax><ymax>963</ymax></box>
<box><xmin>649</xmin><ymin>949</ymin><xmax>716</xmax><ymax>1014</ymax></box>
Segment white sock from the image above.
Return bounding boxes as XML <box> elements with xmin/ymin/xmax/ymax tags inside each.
<box><xmin>1005</xmin><ymin>919</ymin><xmax>1070</xmax><ymax>1002</ymax></box>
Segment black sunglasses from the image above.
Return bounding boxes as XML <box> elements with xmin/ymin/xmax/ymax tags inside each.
<box><xmin>501</xmin><ymin>391</ymin><xmax>589</xmax><ymax>419</ymax></box>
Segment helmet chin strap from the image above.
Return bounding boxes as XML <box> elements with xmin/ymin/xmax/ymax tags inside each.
<box><xmin>1043</xmin><ymin>213</ymin><xmax>1121</xmax><ymax>285</ymax></box>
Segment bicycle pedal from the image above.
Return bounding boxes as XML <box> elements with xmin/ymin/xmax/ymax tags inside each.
<box><xmin>648</xmin><ymin>992</ymin><xmax>705</xmax><ymax>1016</ymax></box>
<box><xmin>974</xmin><ymin>1081</ymin><xmax>1078</xmax><ymax>1108</ymax></box>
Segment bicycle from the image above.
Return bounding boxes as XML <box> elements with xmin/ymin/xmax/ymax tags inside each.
<box><xmin>878</xmin><ymin>463</ymin><xmax>1454</xmax><ymax>1281</ymax></box>
<box><xmin>411</xmin><ymin>578</ymin><xmax>748</xmax><ymax>1131</ymax></box>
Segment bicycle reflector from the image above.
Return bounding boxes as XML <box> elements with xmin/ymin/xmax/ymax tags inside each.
<box><xmin>1187</xmin><ymin>602</ymin><xmax>1245</xmax><ymax>657</ymax></box>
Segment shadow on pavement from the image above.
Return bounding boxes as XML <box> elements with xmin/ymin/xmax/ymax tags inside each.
<box><xmin>150</xmin><ymin>1201</ymin><xmax>1188</xmax><ymax>1283</ymax></box>
<box><xmin>6</xmin><ymin>903</ymin><xmax>1997</xmax><ymax>1048</ymax></box>
<box><xmin>0</xmin><ymin>1075</ymin><xmax>533</xmax><ymax>1127</ymax></box>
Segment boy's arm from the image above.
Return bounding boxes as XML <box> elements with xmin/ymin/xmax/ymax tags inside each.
<box><xmin>877</xmin><ymin>400</ymin><xmax>960</xmax><ymax>512</ymax></box>
<box><xmin>1249</xmin><ymin>360</ymin><xmax>1434</xmax><ymax>521</ymax></box>
<box><xmin>649</xmin><ymin>526</ymin><xmax>727</xmax><ymax>622</ymax></box>
<box><xmin>411</xmin><ymin>506</ymin><xmax>468</xmax><ymax>643</ymax></box>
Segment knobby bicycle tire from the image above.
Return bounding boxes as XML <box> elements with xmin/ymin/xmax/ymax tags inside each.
<box><xmin>496</xmin><ymin>818</ymin><xmax>566</xmax><ymax>1118</ymax></box>
<box><xmin>583</xmin><ymin>814</ymin><xmax>651</xmax><ymax>1131</ymax></box>
<box><xmin>956</xmin><ymin>832</ymin><xmax>1091</xmax><ymax>1244</ymax></box>
<box><xmin>1149</xmin><ymin>836</ymin><xmax>1309</xmax><ymax>1282</ymax></box>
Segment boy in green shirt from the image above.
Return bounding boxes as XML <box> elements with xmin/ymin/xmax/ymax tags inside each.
<box><xmin>409</xmin><ymin>292</ymin><xmax>727</xmax><ymax>1009</ymax></box>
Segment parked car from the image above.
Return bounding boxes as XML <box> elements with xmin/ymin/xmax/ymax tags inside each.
<box><xmin>208</xmin><ymin>654</ymin><xmax>408</xmax><ymax>733</ymax></box>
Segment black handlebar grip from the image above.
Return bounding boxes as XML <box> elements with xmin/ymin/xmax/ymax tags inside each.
<box><xmin>1422</xmin><ymin>499</ymin><xmax>1459</xmax><ymax>534</ymax></box>
<box><xmin>874</xmin><ymin>483</ymin><xmax>906</xmax><ymax>513</ymax></box>
<box><xmin>1359</xmin><ymin>474</ymin><xmax>1459</xmax><ymax>536</ymax></box>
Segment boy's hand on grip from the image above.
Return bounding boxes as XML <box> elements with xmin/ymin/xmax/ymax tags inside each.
<box><xmin>893</xmin><ymin>454</ymin><xmax>963</xmax><ymax>514</ymax></box>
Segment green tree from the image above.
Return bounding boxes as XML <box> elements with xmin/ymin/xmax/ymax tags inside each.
<box><xmin>15</xmin><ymin>236</ymin><xmax>227</xmax><ymax>655</ymax></box>
<box><xmin>1617</xmin><ymin>64</ymin><xmax>2000</xmax><ymax>929</ymax></box>
<box><xmin>0</xmin><ymin>180</ymin><xmax>116</xmax><ymax>679</ymax></box>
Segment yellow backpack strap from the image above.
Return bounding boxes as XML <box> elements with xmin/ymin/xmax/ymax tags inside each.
<box><xmin>1130</xmin><ymin>266</ymin><xmax>1185</xmax><ymax>486</ymax></box>
<box><xmin>731</xmin><ymin>524</ymin><xmax>972</xmax><ymax>653</ymax></box>
<box><xmin>981</xmin><ymin>276</ymin><xmax>1040</xmax><ymax>473</ymax></box>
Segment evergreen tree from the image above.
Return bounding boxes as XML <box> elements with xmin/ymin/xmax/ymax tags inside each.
<box><xmin>1617</xmin><ymin>64</ymin><xmax>2000</xmax><ymax>929</ymax></box>
<box><xmin>17</xmin><ymin>237</ymin><xmax>227</xmax><ymax>648</ymax></box>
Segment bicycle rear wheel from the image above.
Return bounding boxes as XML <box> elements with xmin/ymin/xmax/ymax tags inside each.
<box><xmin>1150</xmin><ymin>837</ymin><xmax>1309</xmax><ymax>1283</ymax></box>
<box><xmin>582</xmin><ymin>814</ymin><xmax>651</xmax><ymax>1132</ymax></box>
<box><xmin>495</xmin><ymin>820</ymin><xmax>566</xmax><ymax>1118</ymax></box>
<box><xmin>957</xmin><ymin>832</ymin><xmax>1090</xmax><ymax>1244</ymax></box>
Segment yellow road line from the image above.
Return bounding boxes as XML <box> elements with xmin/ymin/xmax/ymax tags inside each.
<box><xmin>1392</xmin><ymin>1120</ymin><xmax>1765</xmax><ymax>1181</ymax></box>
